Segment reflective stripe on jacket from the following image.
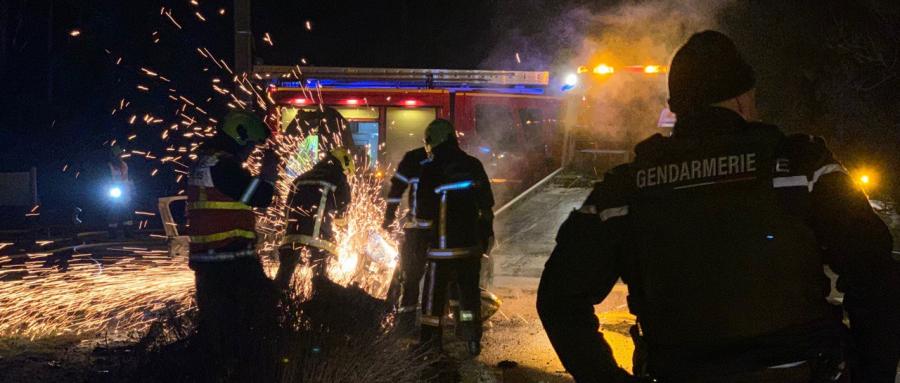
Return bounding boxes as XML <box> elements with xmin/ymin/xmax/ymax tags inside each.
<box><xmin>186</xmin><ymin>154</ymin><xmax>257</xmax><ymax>257</ymax></box>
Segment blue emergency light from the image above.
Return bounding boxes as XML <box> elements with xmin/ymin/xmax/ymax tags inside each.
<box><xmin>561</xmin><ymin>73</ymin><xmax>578</xmax><ymax>91</ymax></box>
<box><xmin>276</xmin><ymin>80</ymin><xmax>546</xmax><ymax>96</ymax></box>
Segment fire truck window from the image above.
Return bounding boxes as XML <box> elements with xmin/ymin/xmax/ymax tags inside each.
<box><xmin>335</xmin><ymin>107</ymin><xmax>380</xmax><ymax>169</ymax></box>
<box><xmin>475</xmin><ymin>104</ymin><xmax>518</xmax><ymax>151</ymax></box>
<box><xmin>333</xmin><ymin>107</ymin><xmax>379</xmax><ymax>120</ymax></box>
<box><xmin>280</xmin><ymin>106</ymin><xmax>322</xmax><ymax>178</ymax></box>
<box><xmin>278</xmin><ymin>106</ymin><xmax>321</xmax><ymax>133</ymax></box>
<box><xmin>385</xmin><ymin>107</ymin><xmax>436</xmax><ymax>168</ymax></box>
<box><xmin>279</xmin><ymin>106</ymin><xmax>300</xmax><ymax>132</ymax></box>
<box><xmin>517</xmin><ymin>108</ymin><xmax>544</xmax><ymax>143</ymax></box>
<box><xmin>349</xmin><ymin>122</ymin><xmax>379</xmax><ymax>169</ymax></box>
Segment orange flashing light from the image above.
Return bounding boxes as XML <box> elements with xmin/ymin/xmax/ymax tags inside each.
<box><xmin>593</xmin><ymin>64</ymin><xmax>615</xmax><ymax>75</ymax></box>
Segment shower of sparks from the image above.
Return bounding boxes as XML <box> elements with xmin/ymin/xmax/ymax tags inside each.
<box><xmin>0</xmin><ymin>6</ymin><xmax>400</xmax><ymax>341</ymax></box>
<box><xmin>0</xmin><ymin>252</ymin><xmax>194</xmax><ymax>339</ymax></box>
<box><xmin>327</xmin><ymin>173</ymin><xmax>399</xmax><ymax>298</ymax></box>
<box><xmin>251</xmin><ymin>101</ymin><xmax>400</xmax><ymax>300</ymax></box>
<box><xmin>263</xmin><ymin>32</ymin><xmax>274</xmax><ymax>46</ymax></box>
<box><xmin>515</xmin><ymin>52</ymin><xmax>521</xmax><ymax>64</ymax></box>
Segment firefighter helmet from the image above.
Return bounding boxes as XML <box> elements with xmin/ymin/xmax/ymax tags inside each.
<box><xmin>329</xmin><ymin>147</ymin><xmax>356</xmax><ymax>175</ymax></box>
<box><xmin>222</xmin><ymin>110</ymin><xmax>270</xmax><ymax>147</ymax></box>
<box><xmin>424</xmin><ymin>119</ymin><xmax>456</xmax><ymax>150</ymax></box>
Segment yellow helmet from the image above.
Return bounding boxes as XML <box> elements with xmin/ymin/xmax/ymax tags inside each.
<box><xmin>329</xmin><ymin>147</ymin><xmax>356</xmax><ymax>175</ymax></box>
<box><xmin>222</xmin><ymin>110</ymin><xmax>270</xmax><ymax>147</ymax></box>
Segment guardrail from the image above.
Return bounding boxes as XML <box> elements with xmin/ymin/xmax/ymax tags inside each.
<box><xmin>157</xmin><ymin>196</ymin><xmax>188</xmax><ymax>258</ymax></box>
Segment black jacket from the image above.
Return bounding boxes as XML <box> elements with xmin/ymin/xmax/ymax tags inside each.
<box><xmin>384</xmin><ymin>147</ymin><xmax>430</xmax><ymax>229</ymax></box>
<box><xmin>537</xmin><ymin>107</ymin><xmax>899</xmax><ymax>382</ymax></box>
<box><xmin>285</xmin><ymin>154</ymin><xmax>351</xmax><ymax>240</ymax></box>
<box><xmin>417</xmin><ymin>142</ymin><xmax>494</xmax><ymax>252</ymax></box>
<box><xmin>207</xmin><ymin>152</ymin><xmax>274</xmax><ymax>209</ymax></box>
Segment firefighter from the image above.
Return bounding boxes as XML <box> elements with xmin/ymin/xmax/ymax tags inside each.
<box><xmin>383</xmin><ymin>145</ymin><xmax>431</xmax><ymax>332</ymax></box>
<box><xmin>186</xmin><ymin>110</ymin><xmax>280</xmax><ymax>381</ymax></box>
<box><xmin>276</xmin><ymin>147</ymin><xmax>353</xmax><ymax>290</ymax></box>
<box><xmin>284</xmin><ymin>106</ymin><xmax>356</xmax><ymax>178</ymax></box>
<box><xmin>417</xmin><ymin>119</ymin><xmax>495</xmax><ymax>356</ymax></box>
<box><xmin>537</xmin><ymin>30</ymin><xmax>900</xmax><ymax>383</ymax></box>
<box><xmin>106</xmin><ymin>145</ymin><xmax>133</xmax><ymax>239</ymax></box>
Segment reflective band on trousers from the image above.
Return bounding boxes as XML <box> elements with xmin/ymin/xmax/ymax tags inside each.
<box><xmin>190</xmin><ymin>229</ymin><xmax>256</xmax><ymax>244</ymax></box>
<box><xmin>421</xmin><ymin>315</ymin><xmax>441</xmax><ymax>327</ymax></box>
<box><xmin>427</xmin><ymin>247</ymin><xmax>479</xmax><ymax>259</ymax></box>
<box><xmin>281</xmin><ymin>234</ymin><xmax>337</xmax><ymax>255</ymax></box>
<box><xmin>190</xmin><ymin>248</ymin><xmax>256</xmax><ymax>262</ymax></box>
<box><xmin>188</xmin><ymin>201</ymin><xmax>252</xmax><ymax>210</ymax></box>
<box><xmin>772</xmin><ymin>163</ymin><xmax>847</xmax><ymax>192</ymax></box>
<box><xmin>404</xmin><ymin>218</ymin><xmax>432</xmax><ymax>229</ymax></box>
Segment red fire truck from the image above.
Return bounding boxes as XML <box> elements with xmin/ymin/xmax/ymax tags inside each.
<box><xmin>256</xmin><ymin>66</ymin><xmax>565</xmax><ymax>204</ymax></box>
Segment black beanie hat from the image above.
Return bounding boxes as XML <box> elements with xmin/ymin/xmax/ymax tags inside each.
<box><xmin>668</xmin><ymin>30</ymin><xmax>756</xmax><ymax>115</ymax></box>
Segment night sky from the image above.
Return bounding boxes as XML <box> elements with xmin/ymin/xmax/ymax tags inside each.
<box><xmin>0</xmin><ymin>0</ymin><xmax>546</xmax><ymax>220</ymax></box>
<box><xmin>2</xmin><ymin>0</ymin><xmax>900</xmax><ymax>220</ymax></box>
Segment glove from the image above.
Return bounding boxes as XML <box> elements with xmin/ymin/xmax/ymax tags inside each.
<box><xmin>259</xmin><ymin>149</ymin><xmax>280</xmax><ymax>183</ymax></box>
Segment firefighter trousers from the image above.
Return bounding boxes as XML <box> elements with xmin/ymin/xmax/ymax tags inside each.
<box><xmin>191</xmin><ymin>257</ymin><xmax>280</xmax><ymax>382</ymax></box>
<box><xmin>420</xmin><ymin>255</ymin><xmax>482</xmax><ymax>347</ymax></box>
<box><xmin>391</xmin><ymin>228</ymin><xmax>431</xmax><ymax>311</ymax></box>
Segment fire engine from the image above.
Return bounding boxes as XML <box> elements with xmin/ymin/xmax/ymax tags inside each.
<box><xmin>255</xmin><ymin>66</ymin><xmax>565</xmax><ymax>204</ymax></box>
<box><xmin>559</xmin><ymin>63</ymin><xmax>672</xmax><ymax>175</ymax></box>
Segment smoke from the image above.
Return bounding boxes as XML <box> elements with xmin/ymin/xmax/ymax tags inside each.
<box><xmin>483</xmin><ymin>0</ymin><xmax>736</xmax><ymax>146</ymax></box>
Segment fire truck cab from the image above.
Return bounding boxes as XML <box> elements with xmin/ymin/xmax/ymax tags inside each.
<box><xmin>257</xmin><ymin>66</ymin><xmax>565</xmax><ymax>204</ymax></box>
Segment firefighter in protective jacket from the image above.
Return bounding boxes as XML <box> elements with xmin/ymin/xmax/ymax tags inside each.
<box><xmin>537</xmin><ymin>30</ymin><xmax>900</xmax><ymax>383</ymax></box>
<box><xmin>417</xmin><ymin>119</ymin><xmax>495</xmax><ymax>356</ymax></box>
<box><xmin>186</xmin><ymin>110</ymin><xmax>280</xmax><ymax>381</ymax></box>
<box><xmin>383</xmin><ymin>146</ymin><xmax>431</xmax><ymax>331</ymax></box>
<box><xmin>276</xmin><ymin>147</ymin><xmax>353</xmax><ymax>289</ymax></box>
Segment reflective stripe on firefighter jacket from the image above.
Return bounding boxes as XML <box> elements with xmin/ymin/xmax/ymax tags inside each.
<box><xmin>427</xmin><ymin>180</ymin><xmax>482</xmax><ymax>259</ymax></box>
<box><xmin>186</xmin><ymin>154</ymin><xmax>257</xmax><ymax>257</ymax></box>
<box><xmin>416</xmin><ymin>142</ymin><xmax>494</xmax><ymax>260</ymax></box>
<box><xmin>281</xmin><ymin>155</ymin><xmax>351</xmax><ymax>255</ymax></box>
<box><xmin>282</xmin><ymin>180</ymin><xmax>338</xmax><ymax>255</ymax></box>
<box><xmin>384</xmin><ymin>147</ymin><xmax>432</xmax><ymax>229</ymax></box>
